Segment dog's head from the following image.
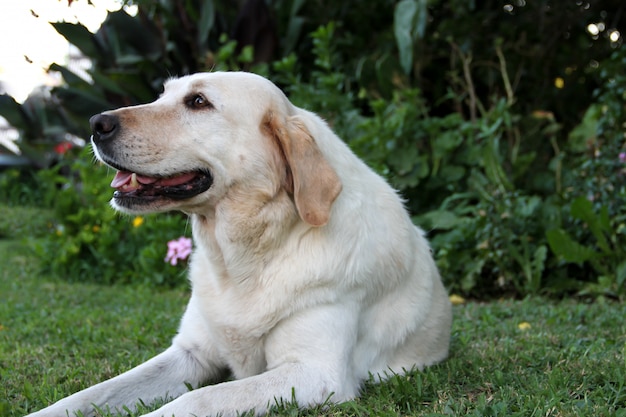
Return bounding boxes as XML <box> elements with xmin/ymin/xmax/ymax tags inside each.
<box><xmin>90</xmin><ymin>71</ymin><xmax>341</xmax><ymax>226</ymax></box>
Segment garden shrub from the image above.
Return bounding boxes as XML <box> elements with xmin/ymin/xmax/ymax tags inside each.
<box><xmin>0</xmin><ymin>168</ymin><xmax>50</xmax><ymax>207</ymax></box>
<box><xmin>30</xmin><ymin>147</ymin><xmax>191</xmax><ymax>287</ymax></box>
<box><xmin>274</xmin><ymin>22</ymin><xmax>625</xmax><ymax>299</ymax></box>
<box><xmin>545</xmin><ymin>49</ymin><xmax>626</xmax><ymax>298</ymax></box>
<box><xmin>1</xmin><ymin>1</ymin><xmax>624</xmax><ymax>299</ymax></box>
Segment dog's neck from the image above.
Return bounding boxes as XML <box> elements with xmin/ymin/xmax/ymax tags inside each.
<box><xmin>189</xmin><ymin>186</ymin><xmax>299</xmax><ymax>285</ymax></box>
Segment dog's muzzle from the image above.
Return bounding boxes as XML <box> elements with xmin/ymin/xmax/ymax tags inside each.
<box><xmin>88</xmin><ymin>112</ymin><xmax>213</xmax><ymax>209</ymax></box>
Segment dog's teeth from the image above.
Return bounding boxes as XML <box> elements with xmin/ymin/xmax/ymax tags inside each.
<box><xmin>130</xmin><ymin>173</ymin><xmax>139</xmax><ymax>188</ymax></box>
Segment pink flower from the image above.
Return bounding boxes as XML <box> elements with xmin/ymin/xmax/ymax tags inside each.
<box><xmin>619</xmin><ymin>152</ymin><xmax>626</xmax><ymax>164</ymax></box>
<box><xmin>165</xmin><ymin>237</ymin><xmax>193</xmax><ymax>266</ymax></box>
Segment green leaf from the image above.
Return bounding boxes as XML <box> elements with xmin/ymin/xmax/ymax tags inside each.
<box><xmin>197</xmin><ymin>0</ymin><xmax>215</xmax><ymax>45</ymax></box>
<box><xmin>518</xmin><ymin>196</ymin><xmax>541</xmax><ymax>218</ymax></box>
<box><xmin>432</xmin><ymin>131</ymin><xmax>463</xmax><ymax>156</ymax></box>
<box><xmin>104</xmin><ymin>10</ymin><xmax>161</xmax><ymax>57</ymax></box>
<box><xmin>394</xmin><ymin>0</ymin><xmax>417</xmax><ymax>74</ymax></box>
<box><xmin>393</xmin><ymin>0</ymin><xmax>428</xmax><ymax>74</ymax></box>
<box><xmin>616</xmin><ymin>260</ymin><xmax>626</xmax><ymax>290</ymax></box>
<box><xmin>48</xmin><ymin>63</ymin><xmax>89</xmax><ymax>87</ymax></box>
<box><xmin>239</xmin><ymin>45</ymin><xmax>255</xmax><ymax>64</ymax></box>
<box><xmin>567</xmin><ymin>104</ymin><xmax>600</xmax><ymax>153</ymax></box>
<box><xmin>419</xmin><ymin>210</ymin><xmax>465</xmax><ymax>230</ymax></box>
<box><xmin>532</xmin><ymin>245</ymin><xmax>547</xmax><ymax>283</ymax></box>
<box><xmin>482</xmin><ymin>136</ymin><xmax>513</xmax><ymax>191</ymax></box>
<box><xmin>53</xmin><ymin>87</ymin><xmax>111</xmax><ymax>117</ymax></box>
<box><xmin>87</xmin><ymin>70</ymin><xmax>128</xmax><ymax>96</ymax></box>
<box><xmin>0</xmin><ymin>94</ymin><xmax>25</xmax><ymax>129</ymax></box>
<box><xmin>285</xmin><ymin>15</ymin><xmax>305</xmax><ymax>55</ymax></box>
<box><xmin>570</xmin><ymin>196</ymin><xmax>596</xmax><ymax>225</ymax></box>
<box><xmin>374</xmin><ymin>54</ymin><xmax>398</xmax><ymax>97</ymax></box>
<box><xmin>104</xmin><ymin>72</ymin><xmax>156</xmax><ymax>102</ymax></box>
<box><xmin>51</xmin><ymin>22</ymin><xmax>98</xmax><ymax>58</ymax></box>
<box><xmin>477</xmin><ymin>117</ymin><xmax>503</xmax><ymax>139</ymax></box>
<box><xmin>414</xmin><ymin>0</ymin><xmax>429</xmax><ymax>39</ymax></box>
<box><xmin>570</xmin><ymin>197</ymin><xmax>611</xmax><ymax>253</ymax></box>
<box><xmin>389</xmin><ymin>144</ymin><xmax>419</xmax><ymax>174</ymax></box>
<box><xmin>438</xmin><ymin>164</ymin><xmax>466</xmax><ymax>181</ymax></box>
<box><xmin>115</xmin><ymin>54</ymin><xmax>148</xmax><ymax>65</ymax></box>
<box><xmin>546</xmin><ymin>229</ymin><xmax>599</xmax><ymax>264</ymax></box>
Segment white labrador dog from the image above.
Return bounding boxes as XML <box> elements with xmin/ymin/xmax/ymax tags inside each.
<box><xmin>27</xmin><ymin>72</ymin><xmax>452</xmax><ymax>417</ymax></box>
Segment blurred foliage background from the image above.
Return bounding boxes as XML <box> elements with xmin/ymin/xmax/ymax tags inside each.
<box><xmin>0</xmin><ymin>0</ymin><xmax>625</xmax><ymax>299</ymax></box>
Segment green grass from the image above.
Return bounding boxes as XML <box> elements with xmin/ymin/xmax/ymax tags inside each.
<box><xmin>0</xmin><ymin>205</ymin><xmax>56</xmax><ymax>238</ymax></box>
<box><xmin>2</xmin><ymin>236</ymin><xmax>625</xmax><ymax>417</ymax></box>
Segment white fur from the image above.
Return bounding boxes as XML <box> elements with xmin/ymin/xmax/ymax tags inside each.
<box><xmin>26</xmin><ymin>72</ymin><xmax>452</xmax><ymax>417</ymax></box>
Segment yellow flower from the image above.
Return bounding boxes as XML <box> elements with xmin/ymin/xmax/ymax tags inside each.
<box><xmin>132</xmin><ymin>216</ymin><xmax>144</xmax><ymax>228</ymax></box>
<box><xmin>554</xmin><ymin>77</ymin><xmax>564</xmax><ymax>89</ymax></box>
<box><xmin>518</xmin><ymin>321</ymin><xmax>532</xmax><ymax>330</ymax></box>
<box><xmin>92</xmin><ymin>225</ymin><xmax>101</xmax><ymax>233</ymax></box>
<box><xmin>449</xmin><ymin>294</ymin><xmax>466</xmax><ymax>305</ymax></box>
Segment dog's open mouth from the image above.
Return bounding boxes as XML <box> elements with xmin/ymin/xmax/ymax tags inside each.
<box><xmin>111</xmin><ymin>170</ymin><xmax>213</xmax><ymax>201</ymax></box>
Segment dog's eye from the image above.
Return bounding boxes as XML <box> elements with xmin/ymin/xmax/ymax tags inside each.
<box><xmin>186</xmin><ymin>94</ymin><xmax>212</xmax><ymax>110</ymax></box>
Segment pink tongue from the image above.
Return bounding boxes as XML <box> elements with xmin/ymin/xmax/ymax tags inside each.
<box><xmin>111</xmin><ymin>171</ymin><xmax>132</xmax><ymax>188</ymax></box>
<box><xmin>110</xmin><ymin>171</ymin><xmax>197</xmax><ymax>189</ymax></box>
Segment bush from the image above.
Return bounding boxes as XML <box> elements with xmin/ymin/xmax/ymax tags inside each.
<box><xmin>1</xmin><ymin>1</ymin><xmax>625</xmax><ymax>299</ymax></box>
<box><xmin>0</xmin><ymin>168</ymin><xmax>49</xmax><ymax>207</ymax></box>
<box><xmin>275</xmin><ymin>22</ymin><xmax>626</xmax><ymax>299</ymax></box>
<box><xmin>545</xmin><ymin>50</ymin><xmax>626</xmax><ymax>298</ymax></box>
<box><xmin>29</xmin><ymin>147</ymin><xmax>191</xmax><ymax>287</ymax></box>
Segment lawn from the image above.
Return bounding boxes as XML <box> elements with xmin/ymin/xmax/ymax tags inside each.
<box><xmin>1</xmin><ymin>208</ymin><xmax>625</xmax><ymax>417</ymax></box>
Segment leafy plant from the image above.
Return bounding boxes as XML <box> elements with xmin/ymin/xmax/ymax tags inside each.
<box><xmin>2</xmin><ymin>1</ymin><xmax>625</xmax><ymax>299</ymax></box>
<box><xmin>544</xmin><ymin>49</ymin><xmax>626</xmax><ymax>299</ymax></box>
<box><xmin>30</xmin><ymin>146</ymin><xmax>191</xmax><ymax>287</ymax></box>
<box><xmin>3</xmin><ymin>2</ymin><xmax>271</xmax><ymax>286</ymax></box>
<box><xmin>0</xmin><ymin>92</ymin><xmax>83</xmax><ymax>168</ymax></box>
<box><xmin>547</xmin><ymin>197</ymin><xmax>626</xmax><ymax>297</ymax></box>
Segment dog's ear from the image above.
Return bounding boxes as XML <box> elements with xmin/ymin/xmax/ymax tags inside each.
<box><xmin>263</xmin><ymin>111</ymin><xmax>342</xmax><ymax>226</ymax></box>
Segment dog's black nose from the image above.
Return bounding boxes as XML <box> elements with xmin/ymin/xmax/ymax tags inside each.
<box><xmin>90</xmin><ymin>113</ymin><xmax>119</xmax><ymax>142</ymax></box>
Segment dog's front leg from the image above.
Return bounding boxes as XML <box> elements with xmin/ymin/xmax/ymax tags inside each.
<box><xmin>25</xmin><ymin>344</ymin><xmax>217</xmax><ymax>417</ymax></box>
<box><xmin>139</xmin><ymin>361</ymin><xmax>349</xmax><ymax>417</ymax></box>
<box><xmin>139</xmin><ymin>303</ymin><xmax>362</xmax><ymax>417</ymax></box>
<box><xmin>25</xmin><ymin>300</ymin><xmax>224</xmax><ymax>417</ymax></box>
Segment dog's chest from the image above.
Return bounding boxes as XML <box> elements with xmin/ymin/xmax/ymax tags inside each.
<box><xmin>191</xmin><ymin>265</ymin><xmax>280</xmax><ymax>378</ymax></box>
<box><xmin>205</xmin><ymin>300</ymin><xmax>274</xmax><ymax>378</ymax></box>
<box><xmin>188</xmin><ymin>216</ymin><xmax>303</xmax><ymax>377</ymax></box>
<box><xmin>217</xmin><ymin>325</ymin><xmax>267</xmax><ymax>377</ymax></box>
